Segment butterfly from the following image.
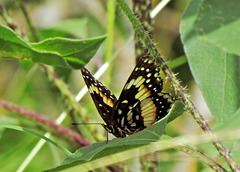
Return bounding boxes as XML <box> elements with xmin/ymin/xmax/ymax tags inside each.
<box><xmin>81</xmin><ymin>55</ymin><xmax>174</xmax><ymax>138</ymax></box>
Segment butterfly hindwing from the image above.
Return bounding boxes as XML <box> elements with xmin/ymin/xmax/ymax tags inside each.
<box><xmin>81</xmin><ymin>67</ymin><xmax>117</xmax><ymax>125</ymax></box>
<box><xmin>113</xmin><ymin>55</ymin><xmax>173</xmax><ymax>135</ymax></box>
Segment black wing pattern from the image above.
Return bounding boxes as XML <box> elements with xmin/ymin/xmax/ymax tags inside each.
<box><xmin>81</xmin><ymin>67</ymin><xmax>117</xmax><ymax>125</ymax></box>
<box><xmin>113</xmin><ymin>55</ymin><xmax>173</xmax><ymax>135</ymax></box>
<box><xmin>81</xmin><ymin>55</ymin><xmax>174</xmax><ymax>138</ymax></box>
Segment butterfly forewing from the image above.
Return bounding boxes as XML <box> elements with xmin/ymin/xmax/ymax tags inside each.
<box><xmin>113</xmin><ymin>56</ymin><xmax>173</xmax><ymax>135</ymax></box>
<box><xmin>81</xmin><ymin>67</ymin><xmax>117</xmax><ymax>125</ymax></box>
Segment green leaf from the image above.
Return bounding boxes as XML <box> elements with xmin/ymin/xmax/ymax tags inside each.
<box><xmin>0</xmin><ymin>124</ymin><xmax>72</xmax><ymax>156</ymax></box>
<box><xmin>0</xmin><ymin>24</ymin><xmax>106</xmax><ymax>69</ymax></box>
<box><xmin>180</xmin><ymin>0</ymin><xmax>240</xmax><ymax>123</ymax></box>
<box><xmin>194</xmin><ymin>0</ymin><xmax>240</xmax><ymax>55</ymax></box>
<box><xmin>45</xmin><ymin>101</ymin><xmax>185</xmax><ymax>172</ymax></box>
<box><xmin>31</xmin><ymin>36</ymin><xmax>106</xmax><ymax>69</ymax></box>
<box><xmin>29</xmin><ymin>18</ymin><xmax>88</xmax><ymax>40</ymax></box>
<box><xmin>217</xmin><ymin>108</ymin><xmax>240</xmax><ymax>130</ymax></box>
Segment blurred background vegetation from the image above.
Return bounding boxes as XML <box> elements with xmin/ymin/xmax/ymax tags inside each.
<box><xmin>0</xmin><ymin>0</ymin><xmax>216</xmax><ymax>171</ymax></box>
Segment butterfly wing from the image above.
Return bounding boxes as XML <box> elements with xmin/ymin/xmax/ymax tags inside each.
<box><xmin>81</xmin><ymin>67</ymin><xmax>117</xmax><ymax>125</ymax></box>
<box><xmin>113</xmin><ymin>55</ymin><xmax>174</xmax><ymax>135</ymax></box>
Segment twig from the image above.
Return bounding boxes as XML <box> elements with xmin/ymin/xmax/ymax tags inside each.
<box><xmin>17</xmin><ymin>0</ymin><xmax>39</xmax><ymax>42</ymax></box>
<box><xmin>115</xmin><ymin>0</ymin><xmax>240</xmax><ymax>171</ymax></box>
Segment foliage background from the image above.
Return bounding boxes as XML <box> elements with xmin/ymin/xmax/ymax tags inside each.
<box><xmin>1</xmin><ymin>0</ymin><xmax>237</xmax><ymax>171</ymax></box>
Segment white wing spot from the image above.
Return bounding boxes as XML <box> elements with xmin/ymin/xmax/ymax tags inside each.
<box><xmin>146</xmin><ymin>68</ymin><xmax>150</xmax><ymax>72</ymax></box>
<box><xmin>141</xmin><ymin>67</ymin><xmax>145</xmax><ymax>71</ymax></box>
<box><xmin>89</xmin><ymin>87</ymin><xmax>93</xmax><ymax>93</ymax></box>
<box><xmin>147</xmin><ymin>73</ymin><xmax>151</xmax><ymax>77</ymax></box>
<box><xmin>146</xmin><ymin>79</ymin><xmax>151</xmax><ymax>83</ymax></box>
<box><xmin>148</xmin><ymin>60</ymin><xmax>153</xmax><ymax>64</ymax></box>
<box><xmin>125</xmin><ymin>79</ymin><xmax>135</xmax><ymax>90</ymax></box>
<box><xmin>131</xmin><ymin>123</ymin><xmax>136</xmax><ymax>127</ymax></box>
<box><xmin>135</xmin><ymin>77</ymin><xmax>145</xmax><ymax>88</ymax></box>
<box><xmin>135</xmin><ymin>115</ymin><xmax>139</xmax><ymax>120</ymax></box>
<box><xmin>118</xmin><ymin>109</ymin><xmax>122</xmax><ymax>115</ymax></box>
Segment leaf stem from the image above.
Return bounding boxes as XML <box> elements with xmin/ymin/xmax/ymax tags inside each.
<box><xmin>115</xmin><ymin>0</ymin><xmax>240</xmax><ymax>171</ymax></box>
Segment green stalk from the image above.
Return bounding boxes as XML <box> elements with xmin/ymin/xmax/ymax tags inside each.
<box><xmin>105</xmin><ymin>0</ymin><xmax>116</xmax><ymax>86</ymax></box>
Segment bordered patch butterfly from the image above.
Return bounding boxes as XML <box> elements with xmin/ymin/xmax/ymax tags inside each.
<box><xmin>81</xmin><ymin>55</ymin><xmax>174</xmax><ymax>138</ymax></box>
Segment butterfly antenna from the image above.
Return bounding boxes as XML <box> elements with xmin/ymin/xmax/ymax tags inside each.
<box><xmin>72</xmin><ymin>122</ymin><xmax>103</xmax><ymax>125</ymax></box>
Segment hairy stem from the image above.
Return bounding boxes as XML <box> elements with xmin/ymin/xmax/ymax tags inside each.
<box><xmin>175</xmin><ymin>145</ymin><xmax>227</xmax><ymax>172</ymax></box>
<box><xmin>116</xmin><ymin>0</ymin><xmax>240</xmax><ymax>171</ymax></box>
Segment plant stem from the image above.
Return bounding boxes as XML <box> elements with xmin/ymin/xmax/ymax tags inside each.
<box><xmin>175</xmin><ymin>145</ymin><xmax>227</xmax><ymax>172</ymax></box>
<box><xmin>105</xmin><ymin>0</ymin><xmax>116</xmax><ymax>86</ymax></box>
<box><xmin>0</xmin><ymin>99</ymin><xmax>90</xmax><ymax>146</ymax></box>
<box><xmin>18</xmin><ymin>0</ymin><xmax>39</xmax><ymax>42</ymax></box>
<box><xmin>132</xmin><ymin>0</ymin><xmax>152</xmax><ymax>62</ymax></box>
<box><xmin>16</xmin><ymin>0</ymin><xmax>103</xmax><ymax>142</ymax></box>
<box><xmin>115</xmin><ymin>0</ymin><xmax>240</xmax><ymax>171</ymax></box>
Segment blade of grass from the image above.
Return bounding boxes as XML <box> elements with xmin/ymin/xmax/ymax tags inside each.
<box><xmin>150</xmin><ymin>0</ymin><xmax>171</xmax><ymax>18</ymax></box>
<box><xmin>0</xmin><ymin>124</ymin><xmax>72</xmax><ymax>156</ymax></box>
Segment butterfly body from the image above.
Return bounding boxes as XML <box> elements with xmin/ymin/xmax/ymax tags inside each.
<box><xmin>81</xmin><ymin>56</ymin><xmax>173</xmax><ymax>138</ymax></box>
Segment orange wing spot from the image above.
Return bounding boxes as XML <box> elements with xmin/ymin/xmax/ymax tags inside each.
<box><xmin>99</xmin><ymin>90</ymin><xmax>104</xmax><ymax>97</ymax></box>
<box><xmin>102</xmin><ymin>95</ymin><xmax>108</xmax><ymax>105</ymax></box>
<box><xmin>107</xmin><ymin>98</ymin><xmax>114</xmax><ymax>107</ymax></box>
<box><xmin>91</xmin><ymin>84</ymin><xmax>99</xmax><ymax>94</ymax></box>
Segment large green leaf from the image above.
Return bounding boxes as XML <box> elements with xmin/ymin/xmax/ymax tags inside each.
<box><xmin>180</xmin><ymin>0</ymin><xmax>240</xmax><ymax>123</ymax></box>
<box><xmin>0</xmin><ymin>24</ymin><xmax>106</xmax><ymax>69</ymax></box>
<box><xmin>194</xmin><ymin>0</ymin><xmax>240</xmax><ymax>55</ymax></box>
<box><xmin>45</xmin><ymin>101</ymin><xmax>185</xmax><ymax>172</ymax></box>
<box><xmin>29</xmin><ymin>18</ymin><xmax>88</xmax><ymax>40</ymax></box>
